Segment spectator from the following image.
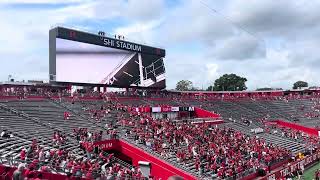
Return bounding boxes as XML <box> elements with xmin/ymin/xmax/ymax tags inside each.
<box><xmin>315</xmin><ymin>169</ymin><xmax>320</xmax><ymax>180</ymax></box>
<box><xmin>12</xmin><ymin>163</ymin><xmax>25</xmax><ymax>180</ymax></box>
<box><xmin>0</xmin><ymin>129</ymin><xmax>10</xmax><ymax>138</ymax></box>
<box><xmin>34</xmin><ymin>173</ymin><xmax>43</xmax><ymax>180</ymax></box>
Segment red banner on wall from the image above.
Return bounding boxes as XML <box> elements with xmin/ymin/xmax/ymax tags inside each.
<box><xmin>161</xmin><ymin>106</ymin><xmax>172</xmax><ymax>112</ymax></box>
<box><xmin>262</xmin><ymin>151</ymin><xmax>320</xmax><ymax>180</ymax></box>
<box><xmin>194</xmin><ymin>107</ymin><xmax>220</xmax><ymax>118</ymax></box>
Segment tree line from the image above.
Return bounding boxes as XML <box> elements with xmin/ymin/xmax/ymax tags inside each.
<box><xmin>175</xmin><ymin>74</ymin><xmax>309</xmax><ymax>91</ymax></box>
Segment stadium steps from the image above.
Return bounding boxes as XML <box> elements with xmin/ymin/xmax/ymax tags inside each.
<box><xmin>0</xmin><ymin>99</ymin><xmax>139</xmax><ymax>175</ymax></box>
<box><xmin>140</xmin><ymin>99</ymin><xmax>155</xmax><ymax>106</ymax></box>
<box><xmin>287</xmin><ymin>98</ymin><xmax>320</xmax><ymax>124</ymax></box>
<box><xmin>50</xmin><ymin>99</ymin><xmax>118</xmax><ymax>131</ymax></box>
<box><xmin>254</xmin><ymin>100</ymin><xmax>299</xmax><ymax>121</ymax></box>
<box><xmin>123</xmin><ymin>133</ymin><xmax>200</xmax><ymax>177</ymax></box>
<box><xmin>0</xmin><ymin>101</ymin><xmax>92</xmax><ymax>157</ymax></box>
<box><xmin>46</xmin><ymin>99</ymin><xmax>134</xmax><ymax>167</ymax></box>
<box><xmin>223</xmin><ymin>122</ymin><xmax>305</xmax><ymax>154</ymax></box>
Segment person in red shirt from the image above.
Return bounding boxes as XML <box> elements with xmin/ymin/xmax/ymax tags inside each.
<box><xmin>31</xmin><ymin>139</ymin><xmax>37</xmax><ymax>149</ymax></box>
<box><xmin>315</xmin><ymin>169</ymin><xmax>320</xmax><ymax>180</ymax></box>
<box><xmin>40</xmin><ymin>166</ymin><xmax>50</xmax><ymax>172</ymax></box>
<box><xmin>33</xmin><ymin>173</ymin><xmax>43</xmax><ymax>180</ymax></box>
<box><xmin>72</xmin><ymin>161</ymin><xmax>82</xmax><ymax>177</ymax></box>
<box><xmin>29</xmin><ymin>159</ymin><xmax>39</xmax><ymax>170</ymax></box>
<box><xmin>24</xmin><ymin>167</ymin><xmax>35</xmax><ymax>178</ymax></box>
<box><xmin>50</xmin><ymin>149</ymin><xmax>55</xmax><ymax>158</ymax></box>
<box><xmin>99</xmin><ymin>152</ymin><xmax>109</xmax><ymax>162</ymax></box>
<box><xmin>66</xmin><ymin>159</ymin><xmax>74</xmax><ymax>172</ymax></box>
<box><xmin>57</xmin><ymin>148</ymin><xmax>64</xmax><ymax>156</ymax></box>
<box><xmin>64</xmin><ymin>112</ymin><xmax>70</xmax><ymax>120</ymax></box>
<box><xmin>20</xmin><ymin>148</ymin><xmax>26</xmax><ymax>160</ymax></box>
<box><xmin>86</xmin><ymin>170</ymin><xmax>92</xmax><ymax>179</ymax></box>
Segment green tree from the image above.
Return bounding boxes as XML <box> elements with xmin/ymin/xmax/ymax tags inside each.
<box><xmin>175</xmin><ymin>80</ymin><xmax>193</xmax><ymax>91</ymax></box>
<box><xmin>206</xmin><ymin>85</ymin><xmax>214</xmax><ymax>91</ymax></box>
<box><xmin>309</xmin><ymin>86</ymin><xmax>319</xmax><ymax>89</ymax></box>
<box><xmin>211</xmin><ymin>74</ymin><xmax>247</xmax><ymax>91</ymax></box>
<box><xmin>293</xmin><ymin>81</ymin><xmax>308</xmax><ymax>89</ymax></box>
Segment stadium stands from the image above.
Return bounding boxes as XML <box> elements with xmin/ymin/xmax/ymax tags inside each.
<box><xmin>1</xmin><ymin>87</ymin><xmax>320</xmax><ymax>179</ymax></box>
<box><xmin>0</xmin><ymin>97</ymin><xmax>142</xmax><ymax>179</ymax></box>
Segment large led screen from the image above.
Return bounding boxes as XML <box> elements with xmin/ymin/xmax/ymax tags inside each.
<box><xmin>54</xmin><ymin>38</ymin><xmax>166</xmax><ymax>88</ymax></box>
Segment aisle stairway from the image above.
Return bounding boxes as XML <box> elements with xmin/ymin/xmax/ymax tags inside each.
<box><xmin>221</xmin><ymin>122</ymin><xmax>305</xmax><ymax>154</ymax></box>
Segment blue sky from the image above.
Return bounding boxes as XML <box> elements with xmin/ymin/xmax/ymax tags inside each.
<box><xmin>0</xmin><ymin>0</ymin><xmax>320</xmax><ymax>90</ymax></box>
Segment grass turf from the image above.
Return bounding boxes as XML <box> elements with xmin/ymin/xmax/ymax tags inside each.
<box><xmin>302</xmin><ymin>162</ymin><xmax>320</xmax><ymax>180</ymax></box>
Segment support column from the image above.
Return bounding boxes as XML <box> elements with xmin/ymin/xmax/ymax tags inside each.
<box><xmin>138</xmin><ymin>53</ymin><xmax>144</xmax><ymax>86</ymax></box>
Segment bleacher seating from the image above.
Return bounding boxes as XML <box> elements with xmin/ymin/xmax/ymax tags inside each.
<box><xmin>1</xmin><ymin>89</ymin><xmax>320</xmax><ymax>179</ymax></box>
<box><xmin>0</xmin><ymin>98</ymin><xmax>139</xmax><ymax>179</ymax></box>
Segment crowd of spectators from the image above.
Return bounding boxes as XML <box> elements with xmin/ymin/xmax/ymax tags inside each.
<box><xmin>70</xmin><ymin>126</ymin><xmax>144</xmax><ymax>179</ymax></box>
<box><xmin>73</xmin><ymin>128</ymin><xmax>103</xmax><ymax>143</ymax></box>
<box><xmin>14</xmin><ymin>133</ymin><xmax>145</xmax><ymax>179</ymax></box>
<box><xmin>0</xmin><ymin>86</ymin><xmax>71</xmax><ymax>98</ymax></box>
<box><xmin>0</xmin><ymin>85</ymin><xmax>108</xmax><ymax>100</ymax></box>
<box><xmin>52</xmin><ymin>131</ymin><xmax>67</xmax><ymax>146</ymax></box>
<box><xmin>86</xmin><ymin>104</ymin><xmax>111</xmax><ymax>122</ymax></box>
<box><xmin>3</xmin><ymin>87</ymin><xmax>320</xmax><ymax>179</ymax></box>
<box><xmin>117</xmin><ymin>106</ymin><xmax>290</xmax><ymax>179</ymax></box>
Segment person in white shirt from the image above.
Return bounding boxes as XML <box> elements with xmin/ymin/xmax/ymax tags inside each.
<box><xmin>45</xmin><ymin>150</ymin><xmax>50</xmax><ymax>159</ymax></box>
<box><xmin>38</xmin><ymin>149</ymin><xmax>45</xmax><ymax>161</ymax></box>
<box><xmin>88</xmin><ymin>132</ymin><xmax>92</xmax><ymax>140</ymax></box>
<box><xmin>0</xmin><ymin>130</ymin><xmax>5</xmax><ymax>137</ymax></box>
<box><xmin>192</xmin><ymin>146</ymin><xmax>198</xmax><ymax>157</ymax></box>
<box><xmin>0</xmin><ymin>130</ymin><xmax>10</xmax><ymax>138</ymax></box>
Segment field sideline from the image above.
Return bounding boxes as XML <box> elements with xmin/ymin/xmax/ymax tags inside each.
<box><xmin>301</xmin><ymin>162</ymin><xmax>320</xmax><ymax>180</ymax></box>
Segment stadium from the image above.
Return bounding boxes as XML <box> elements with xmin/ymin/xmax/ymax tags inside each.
<box><xmin>1</xmin><ymin>1</ymin><xmax>320</xmax><ymax>180</ymax></box>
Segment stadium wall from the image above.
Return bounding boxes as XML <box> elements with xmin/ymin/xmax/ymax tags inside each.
<box><xmin>272</xmin><ymin>120</ymin><xmax>319</xmax><ymax>136</ymax></box>
<box><xmin>93</xmin><ymin>139</ymin><xmax>198</xmax><ymax>179</ymax></box>
<box><xmin>118</xmin><ymin>140</ymin><xmax>197</xmax><ymax>180</ymax></box>
<box><xmin>259</xmin><ymin>151</ymin><xmax>320</xmax><ymax>180</ymax></box>
<box><xmin>194</xmin><ymin>107</ymin><xmax>220</xmax><ymax>118</ymax></box>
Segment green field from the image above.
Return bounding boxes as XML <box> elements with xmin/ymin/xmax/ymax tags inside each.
<box><xmin>302</xmin><ymin>162</ymin><xmax>320</xmax><ymax>180</ymax></box>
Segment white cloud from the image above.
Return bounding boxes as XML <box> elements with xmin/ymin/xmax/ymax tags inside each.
<box><xmin>0</xmin><ymin>0</ymin><xmax>90</xmax><ymax>4</ymax></box>
<box><xmin>114</xmin><ymin>19</ymin><xmax>164</xmax><ymax>46</ymax></box>
<box><xmin>212</xmin><ymin>34</ymin><xmax>266</xmax><ymax>60</ymax></box>
<box><xmin>1</xmin><ymin>0</ymin><xmax>320</xmax><ymax>90</ymax></box>
<box><xmin>115</xmin><ymin>20</ymin><xmax>163</xmax><ymax>36</ymax></box>
<box><xmin>206</xmin><ymin>63</ymin><xmax>219</xmax><ymax>82</ymax></box>
<box><xmin>126</xmin><ymin>0</ymin><xmax>165</xmax><ymax>21</ymax></box>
